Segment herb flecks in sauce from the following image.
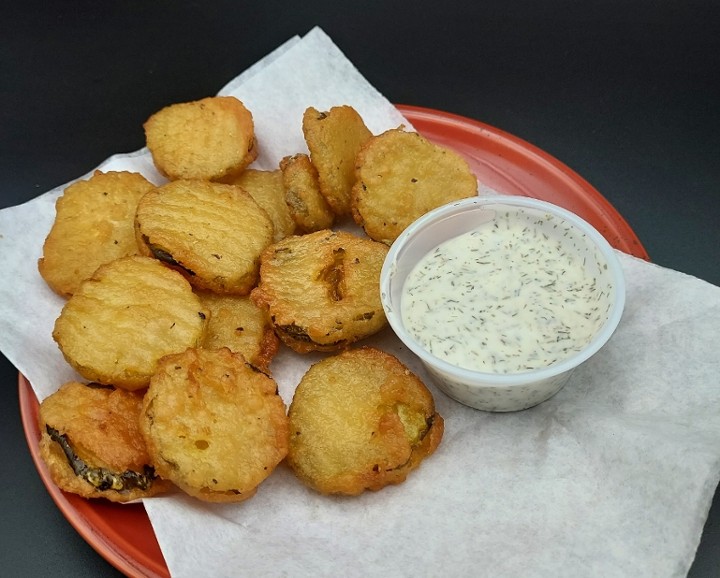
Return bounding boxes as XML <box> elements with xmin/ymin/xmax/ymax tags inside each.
<box><xmin>400</xmin><ymin>210</ymin><xmax>612</xmax><ymax>374</ymax></box>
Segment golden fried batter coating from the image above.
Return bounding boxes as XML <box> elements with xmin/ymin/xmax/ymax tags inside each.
<box><xmin>38</xmin><ymin>170</ymin><xmax>155</xmax><ymax>298</ymax></box>
<box><xmin>302</xmin><ymin>105</ymin><xmax>372</xmax><ymax>217</ymax></box>
<box><xmin>38</xmin><ymin>381</ymin><xmax>172</xmax><ymax>502</ymax></box>
<box><xmin>53</xmin><ymin>256</ymin><xmax>208</xmax><ymax>390</ymax></box>
<box><xmin>351</xmin><ymin>128</ymin><xmax>478</xmax><ymax>244</ymax></box>
<box><xmin>226</xmin><ymin>169</ymin><xmax>295</xmax><ymax>242</ymax></box>
<box><xmin>251</xmin><ymin>230</ymin><xmax>389</xmax><ymax>353</ymax></box>
<box><xmin>144</xmin><ymin>96</ymin><xmax>257</xmax><ymax>181</ymax></box>
<box><xmin>287</xmin><ymin>347</ymin><xmax>444</xmax><ymax>495</ymax></box>
<box><xmin>197</xmin><ymin>291</ymin><xmax>279</xmax><ymax>373</ymax></box>
<box><xmin>139</xmin><ymin>347</ymin><xmax>289</xmax><ymax>503</ymax></box>
<box><xmin>279</xmin><ymin>153</ymin><xmax>335</xmax><ymax>234</ymax></box>
<box><xmin>135</xmin><ymin>179</ymin><xmax>274</xmax><ymax>295</ymax></box>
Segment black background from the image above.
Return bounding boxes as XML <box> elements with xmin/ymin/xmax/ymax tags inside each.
<box><xmin>1</xmin><ymin>1</ymin><xmax>718</xmax><ymax>576</ymax></box>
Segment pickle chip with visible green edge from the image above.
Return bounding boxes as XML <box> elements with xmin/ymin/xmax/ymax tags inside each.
<box><xmin>251</xmin><ymin>229</ymin><xmax>389</xmax><ymax>353</ymax></box>
<box><xmin>135</xmin><ymin>179</ymin><xmax>274</xmax><ymax>295</ymax></box>
<box><xmin>287</xmin><ymin>347</ymin><xmax>444</xmax><ymax>495</ymax></box>
<box><xmin>38</xmin><ymin>381</ymin><xmax>173</xmax><ymax>502</ymax></box>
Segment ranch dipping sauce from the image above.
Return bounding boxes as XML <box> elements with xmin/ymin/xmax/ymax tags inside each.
<box><xmin>400</xmin><ymin>208</ymin><xmax>613</xmax><ymax>375</ymax></box>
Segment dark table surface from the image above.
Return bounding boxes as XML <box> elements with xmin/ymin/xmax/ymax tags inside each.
<box><xmin>2</xmin><ymin>1</ymin><xmax>719</xmax><ymax>576</ymax></box>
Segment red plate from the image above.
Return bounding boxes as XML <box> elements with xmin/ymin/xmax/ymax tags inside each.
<box><xmin>18</xmin><ymin>105</ymin><xmax>649</xmax><ymax>578</ymax></box>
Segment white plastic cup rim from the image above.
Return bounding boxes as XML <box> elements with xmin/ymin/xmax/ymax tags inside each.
<box><xmin>380</xmin><ymin>195</ymin><xmax>627</xmax><ymax>389</ymax></box>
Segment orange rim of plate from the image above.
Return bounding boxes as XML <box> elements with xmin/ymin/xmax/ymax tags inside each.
<box><xmin>18</xmin><ymin>104</ymin><xmax>649</xmax><ymax>578</ymax></box>
<box><xmin>18</xmin><ymin>373</ymin><xmax>169</xmax><ymax>578</ymax></box>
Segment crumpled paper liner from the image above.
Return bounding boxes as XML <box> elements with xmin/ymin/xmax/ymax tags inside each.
<box><xmin>1</xmin><ymin>27</ymin><xmax>719</xmax><ymax>578</ymax></box>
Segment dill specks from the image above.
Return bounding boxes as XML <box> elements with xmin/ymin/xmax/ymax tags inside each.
<box><xmin>400</xmin><ymin>208</ymin><xmax>614</xmax><ymax>374</ymax></box>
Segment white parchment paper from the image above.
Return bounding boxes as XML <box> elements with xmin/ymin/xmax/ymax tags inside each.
<box><xmin>1</xmin><ymin>27</ymin><xmax>719</xmax><ymax>578</ymax></box>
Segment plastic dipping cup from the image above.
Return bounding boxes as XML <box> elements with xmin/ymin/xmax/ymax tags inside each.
<box><xmin>379</xmin><ymin>196</ymin><xmax>626</xmax><ymax>412</ymax></box>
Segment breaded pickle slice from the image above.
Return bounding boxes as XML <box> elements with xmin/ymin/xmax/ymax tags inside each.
<box><xmin>226</xmin><ymin>169</ymin><xmax>296</xmax><ymax>242</ymax></box>
<box><xmin>53</xmin><ymin>256</ymin><xmax>208</xmax><ymax>390</ymax></box>
<box><xmin>38</xmin><ymin>381</ymin><xmax>172</xmax><ymax>502</ymax></box>
<box><xmin>140</xmin><ymin>347</ymin><xmax>289</xmax><ymax>503</ymax></box>
<box><xmin>38</xmin><ymin>170</ymin><xmax>155</xmax><ymax>298</ymax></box>
<box><xmin>287</xmin><ymin>347</ymin><xmax>444</xmax><ymax>495</ymax></box>
<box><xmin>279</xmin><ymin>153</ymin><xmax>335</xmax><ymax>234</ymax></box>
<box><xmin>351</xmin><ymin>128</ymin><xmax>478</xmax><ymax>244</ymax></box>
<box><xmin>302</xmin><ymin>105</ymin><xmax>372</xmax><ymax>217</ymax></box>
<box><xmin>197</xmin><ymin>291</ymin><xmax>279</xmax><ymax>374</ymax></box>
<box><xmin>135</xmin><ymin>179</ymin><xmax>274</xmax><ymax>295</ymax></box>
<box><xmin>144</xmin><ymin>96</ymin><xmax>257</xmax><ymax>181</ymax></box>
<box><xmin>251</xmin><ymin>230</ymin><xmax>389</xmax><ymax>353</ymax></box>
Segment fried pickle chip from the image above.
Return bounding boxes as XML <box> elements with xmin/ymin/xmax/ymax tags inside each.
<box><xmin>197</xmin><ymin>291</ymin><xmax>279</xmax><ymax>373</ymax></box>
<box><xmin>135</xmin><ymin>179</ymin><xmax>274</xmax><ymax>295</ymax></box>
<box><xmin>226</xmin><ymin>169</ymin><xmax>295</xmax><ymax>242</ymax></box>
<box><xmin>287</xmin><ymin>347</ymin><xmax>444</xmax><ymax>495</ymax></box>
<box><xmin>279</xmin><ymin>153</ymin><xmax>335</xmax><ymax>234</ymax></box>
<box><xmin>251</xmin><ymin>230</ymin><xmax>388</xmax><ymax>353</ymax></box>
<box><xmin>38</xmin><ymin>170</ymin><xmax>155</xmax><ymax>298</ymax></box>
<box><xmin>53</xmin><ymin>256</ymin><xmax>208</xmax><ymax>390</ymax></box>
<box><xmin>140</xmin><ymin>347</ymin><xmax>289</xmax><ymax>503</ymax></box>
<box><xmin>302</xmin><ymin>105</ymin><xmax>372</xmax><ymax>217</ymax></box>
<box><xmin>38</xmin><ymin>381</ymin><xmax>172</xmax><ymax>502</ymax></box>
<box><xmin>351</xmin><ymin>128</ymin><xmax>478</xmax><ymax>244</ymax></box>
<box><xmin>144</xmin><ymin>96</ymin><xmax>257</xmax><ymax>181</ymax></box>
